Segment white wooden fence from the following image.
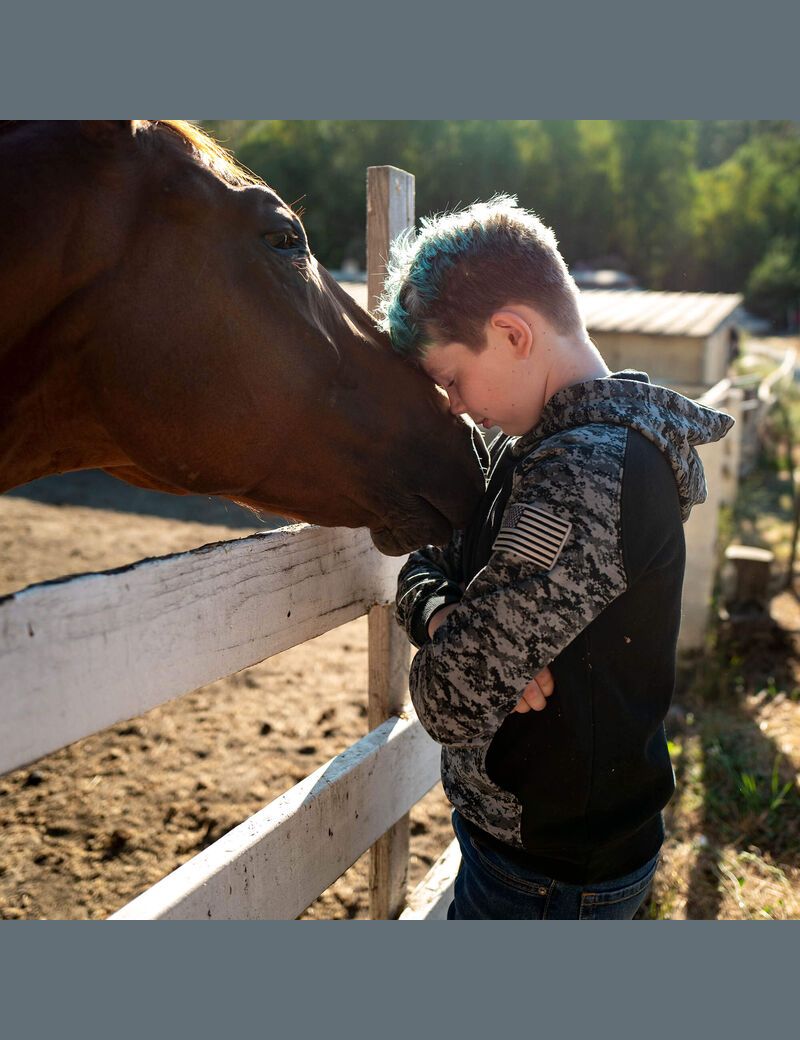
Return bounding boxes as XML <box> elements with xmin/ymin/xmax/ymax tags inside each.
<box><xmin>0</xmin><ymin>522</ymin><xmax>458</xmax><ymax>919</ymax></box>
<box><xmin>0</xmin><ymin>165</ymin><xmax>461</xmax><ymax>920</ymax></box>
<box><xmin>679</xmin><ymin>345</ymin><xmax>797</xmax><ymax>650</ymax></box>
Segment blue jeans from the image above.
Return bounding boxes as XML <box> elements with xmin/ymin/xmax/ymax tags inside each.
<box><xmin>447</xmin><ymin>809</ymin><xmax>659</xmax><ymax>920</ymax></box>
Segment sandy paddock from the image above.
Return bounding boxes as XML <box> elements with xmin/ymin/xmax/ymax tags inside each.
<box><xmin>0</xmin><ymin>473</ymin><xmax>453</xmax><ymax>920</ymax></box>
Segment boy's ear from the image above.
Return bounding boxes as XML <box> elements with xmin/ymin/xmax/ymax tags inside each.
<box><xmin>489</xmin><ymin>310</ymin><xmax>534</xmax><ymax>359</ymax></box>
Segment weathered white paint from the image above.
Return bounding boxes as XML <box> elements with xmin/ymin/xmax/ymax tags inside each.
<box><xmin>718</xmin><ymin>388</ymin><xmax>744</xmax><ymax>507</ymax></box>
<box><xmin>678</xmin><ymin>379</ymin><xmax>732</xmax><ymax>651</ymax></box>
<box><xmin>109</xmin><ymin>712</ymin><xmax>440</xmax><ymax>920</ymax></box>
<box><xmin>678</xmin><ymin>374</ymin><xmax>755</xmax><ymax>649</ymax></box>
<box><xmin>0</xmin><ymin>523</ymin><xmax>404</xmax><ymax>776</ymax></box>
<box><xmin>680</xmin><ymin>433</ymin><xmax>726</xmax><ymax>650</ymax></box>
<box><xmin>399</xmin><ymin>839</ymin><xmax>460</xmax><ymax>921</ymax></box>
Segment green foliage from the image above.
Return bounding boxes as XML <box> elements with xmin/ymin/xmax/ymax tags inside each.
<box><xmin>705</xmin><ymin>738</ymin><xmax>797</xmax><ymax>828</ymax></box>
<box><xmin>203</xmin><ymin>120</ymin><xmax>800</xmax><ymax>320</ymax></box>
<box><xmin>611</xmin><ymin>121</ymin><xmax>698</xmax><ymax>287</ymax></box>
<box><xmin>745</xmin><ymin>237</ymin><xmax>800</xmax><ymax>327</ymax></box>
<box><xmin>694</xmin><ymin>130</ymin><xmax>800</xmax><ymax>297</ymax></box>
<box><xmin>694</xmin><ymin>121</ymin><xmax>757</xmax><ymax>169</ymax></box>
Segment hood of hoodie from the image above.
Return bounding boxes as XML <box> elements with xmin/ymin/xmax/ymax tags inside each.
<box><xmin>511</xmin><ymin>370</ymin><xmax>735</xmax><ymax>522</ymax></box>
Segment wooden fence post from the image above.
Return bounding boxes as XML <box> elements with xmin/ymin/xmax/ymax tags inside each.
<box><xmin>366</xmin><ymin>166</ymin><xmax>414</xmax><ymax>919</ymax></box>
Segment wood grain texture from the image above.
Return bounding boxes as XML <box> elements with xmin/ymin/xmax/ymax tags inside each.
<box><xmin>366</xmin><ymin>165</ymin><xmax>416</xmax><ymax>918</ymax></box>
<box><xmin>0</xmin><ymin>523</ymin><xmax>403</xmax><ymax>775</ymax></box>
<box><xmin>366</xmin><ymin>166</ymin><xmax>415</xmax><ymax>316</ymax></box>
<box><xmin>399</xmin><ymin>838</ymin><xmax>460</xmax><ymax>921</ymax></box>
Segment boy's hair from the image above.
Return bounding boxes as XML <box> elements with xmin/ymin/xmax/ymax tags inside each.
<box><xmin>377</xmin><ymin>195</ymin><xmax>584</xmax><ymax>359</ymax></box>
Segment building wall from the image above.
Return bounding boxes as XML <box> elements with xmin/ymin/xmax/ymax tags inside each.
<box><xmin>591</xmin><ymin>332</ymin><xmax>707</xmax><ymax>388</ymax></box>
<box><xmin>703</xmin><ymin>325</ymin><xmax>733</xmax><ymax>385</ymax></box>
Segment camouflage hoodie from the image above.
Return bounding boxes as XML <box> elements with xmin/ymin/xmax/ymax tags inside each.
<box><xmin>396</xmin><ymin>371</ymin><xmax>734</xmax><ymax>883</ymax></box>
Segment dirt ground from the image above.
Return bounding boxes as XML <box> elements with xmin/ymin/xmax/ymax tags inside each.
<box><xmin>3</xmin><ymin>459</ymin><xmax>799</xmax><ymax>920</ymax></box>
<box><xmin>0</xmin><ymin>474</ymin><xmax>453</xmax><ymax>920</ymax></box>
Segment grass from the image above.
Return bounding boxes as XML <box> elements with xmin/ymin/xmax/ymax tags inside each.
<box><xmin>637</xmin><ymin>367</ymin><xmax>800</xmax><ymax>920</ymax></box>
<box><xmin>642</xmin><ymin>671</ymin><xmax>800</xmax><ymax>918</ymax></box>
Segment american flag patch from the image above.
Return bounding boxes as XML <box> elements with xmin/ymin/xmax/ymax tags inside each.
<box><xmin>492</xmin><ymin>503</ymin><xmax>572</xmax><ymax>570</ymax></box>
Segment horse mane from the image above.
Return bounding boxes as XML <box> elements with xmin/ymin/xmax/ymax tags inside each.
<box><xmin>0</xmin><ymin>120</ymin><xmax>262</xmax><ymax>191</ymax></box>
<box><xmin>134</xmin><ymin>120</ymin><xmax>264</xmax><ymax>189</ymax></box>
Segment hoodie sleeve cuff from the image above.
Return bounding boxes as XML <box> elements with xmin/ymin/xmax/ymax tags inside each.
<box><xmin>410</xmin><ymin>589</ymin><xmax>463</xmax><ymax>649</ymax></box>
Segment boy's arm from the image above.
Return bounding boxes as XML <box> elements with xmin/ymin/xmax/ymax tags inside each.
<box><xmin>407</xmin><ymin>437</ymin><xmax>630</xmax><ymax>746</ymax></box>
<box><xmin>396</xmin><ymin>429</ymin><xmax>504</xmax><ymax>648</ymax></box>
<box><xmin>395</xmin><ymin>531</ymin><xmax>465</xmax><ymax>650</ymax></box>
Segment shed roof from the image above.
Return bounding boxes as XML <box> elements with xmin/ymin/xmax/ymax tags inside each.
<box><xmin>572</xmin><ymin>269</ymin><xmax>637</xmax><ymax>290</ymax></box>
<box><xmin>579</xmin><ymin>289</ymin><xmax>742</xmax><ymax>338</ymax></box>
<box><xmin>337</xmin><ymin>282</ymin><xmax>743</xmax><ymax>340</ymax></box>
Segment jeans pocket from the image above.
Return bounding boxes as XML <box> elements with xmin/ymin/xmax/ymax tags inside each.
<box><xmin>578</xmin><ymin>855</ymin><xmax>659</xmax><ymax>921</ymax></box>
<box><xmin>466</xmin><ymin>833</ymin><xmax>552</xmax><ymax>898</ymax></box>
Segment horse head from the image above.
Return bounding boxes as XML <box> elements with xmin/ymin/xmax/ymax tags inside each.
<box><xmin>0</xmin><ymin>121</ymin><xmax>486</xmax><ymax>554</ymax></box>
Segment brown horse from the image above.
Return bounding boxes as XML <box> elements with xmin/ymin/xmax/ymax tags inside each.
<box><xmin>0</xmin><ymin>120</ymin><xmax>486</xmax><ymax>555</ymax></box>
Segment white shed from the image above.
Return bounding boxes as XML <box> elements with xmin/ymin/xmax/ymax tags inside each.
<box><xmin>580</xmin><ymin>289</ymin><xmax>743</xmax><ymax>395</ymax></box>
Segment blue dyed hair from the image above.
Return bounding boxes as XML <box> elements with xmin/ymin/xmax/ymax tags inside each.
<box><xmin>377</xmin><ymin>195</ymin><xmax>582</xmax><ymax>359</ymax></box>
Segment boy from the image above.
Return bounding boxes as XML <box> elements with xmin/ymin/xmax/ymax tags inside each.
<box><xmin>378</xmin><ymin>196</ymin><xmax>734</xmax><ymax>920</ymax></box>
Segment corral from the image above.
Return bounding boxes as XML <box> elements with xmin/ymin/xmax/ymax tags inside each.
<box><xmin>0</xmin><ymin>166</ymin><xmax>461</xmax><ymax>920</ymax></box>
<box><xmin>1</xmin><ymin>161</ymin><xmax>790</xmax><ymax>920</ymax></box>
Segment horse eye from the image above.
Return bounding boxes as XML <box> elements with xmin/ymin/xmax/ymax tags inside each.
<box><xmin>264</xmin><ymin>230</ymin><xmax>300</xmax><ymax>251</ymax></box>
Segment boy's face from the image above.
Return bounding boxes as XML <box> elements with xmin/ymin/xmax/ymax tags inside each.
<box><xmin>420</xmin><ymin>314</ymin><xmax>544</xmax><ymax>436</ymax></box>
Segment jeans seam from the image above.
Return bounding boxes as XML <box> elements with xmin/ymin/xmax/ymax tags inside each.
<box><xmin>581</xmin><ymin>861</ymin><xmax>658</xmax><ymax>906</ymax></box>
<box><xmin>542</xmin><ymin>882</ymin><xmax>555</xmax><ymax>919</ymax></box>
<box><xmin>468</xmin><ymin>835</ymin><xmax>550</xmax><ymax>897</ymax></box>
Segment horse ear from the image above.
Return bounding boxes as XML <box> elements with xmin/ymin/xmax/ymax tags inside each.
<box><xmin>79</xmin><ymin>121</ymin><xmax>136</xmax><ymax>145</ymax></box>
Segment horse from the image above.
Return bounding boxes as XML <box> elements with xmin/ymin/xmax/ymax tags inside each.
<box><xmin>0</xmin><ymin>120</ymin><xmax>486</xmax><ymax>556</ymax></box>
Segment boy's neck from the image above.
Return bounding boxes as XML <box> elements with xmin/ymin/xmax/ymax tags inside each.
<box><xmin>543</xmin><ymin>332</ymin><xmax>610</xmax><ymax>406</ymax></box>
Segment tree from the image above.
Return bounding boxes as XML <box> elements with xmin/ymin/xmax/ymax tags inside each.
<box><xmin>746</xmin><ymin>238</ymin><xmax>800</xmax><ymax>328</ymax></box>
<box><xmin>611</xmin><ymin>121</ymin><xmax>697</xmax><ymax>287</ymax></box>
<box><xmin>200</xmin><ymin>119</ymin><xmax>799</xmax><ymax>304</ymax></box>
<box><xmin>693</xmin><ymin>130</ymin><xmax>800</xmax><ymax>296</ymax></box>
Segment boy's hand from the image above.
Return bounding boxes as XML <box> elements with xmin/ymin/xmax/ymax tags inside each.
<box><xmin>513</xmin><ymin>666</ymin><xmax>555</xmax><ymax>713</ymax></box>
<box><xmin>427</xmin><ymin>603</ymin><xmax>459</xmax><ymax>639</ymax></box>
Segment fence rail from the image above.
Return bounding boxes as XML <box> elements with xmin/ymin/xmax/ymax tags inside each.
<box><xmin>679</xmin><ymin>344</ymin><xmax>796</xmax><ymax>649</ymax></box>
<box><xmin>0</xmin><ymin>518</ymin><xmax>456</xmax><ymax>919</ymax></box>
<box><xmin>0</xmin><ymin>523</ymin><xmax>403</xmax><ymax>777</ymax></box>
<box><xmin>110</xmin><ymin>712</ymin><xmax>440</xmax><ymax>920</ymax></box>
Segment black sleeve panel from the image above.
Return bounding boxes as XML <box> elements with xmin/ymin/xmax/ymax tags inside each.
<box><xmin>620</xmin><ymin>430</ymin><xmax>686</xmax><ymax>588</ymax></box>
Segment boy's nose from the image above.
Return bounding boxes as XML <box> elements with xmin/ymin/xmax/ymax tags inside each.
<box><xmin>447</xmin><ymin>390</ymin><xmax>466</xmax><ymax>415</ymax></box>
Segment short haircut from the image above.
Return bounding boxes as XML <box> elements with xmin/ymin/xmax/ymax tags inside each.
<box><xmin>377</xmin><ymin>195</ymin><xmax>584</xmax><ymax>359</ymax></box>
